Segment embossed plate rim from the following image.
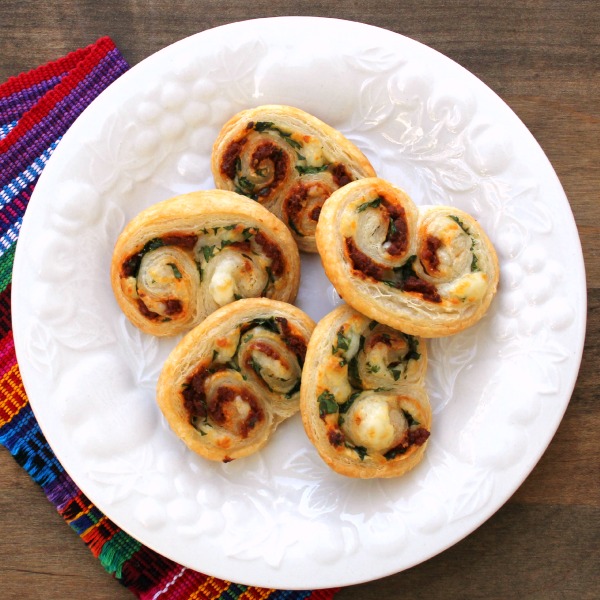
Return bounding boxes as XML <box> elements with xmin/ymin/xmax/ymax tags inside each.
<box><xmin>12</xmin><ymin>17</ymin><xmax>587</xmax><ymax>589</ymax></box>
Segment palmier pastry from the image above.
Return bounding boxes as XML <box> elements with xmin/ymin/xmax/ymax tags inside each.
<box><xmin>300</xmin><ymin>304</ymin><xmax>431</xmax><ymax>479</ymax></box>
<box><xmin>316</xmin><ymin>178</ymin><xmax>499</xmax><ymax>337</ymax></box>
<box><xmin>111</xmin><ymin>190</ymin><xmax>300</xmax><ymax>336</ymax></box>
<box><xmin>211</xmin><ymin>105</ymin><xmax>376</xmax><ymax>252</ymax></box>
<box><xmin>157</xmin><ymin>298</ymin><xmax>315</xmax><ymax>462</ymax></box>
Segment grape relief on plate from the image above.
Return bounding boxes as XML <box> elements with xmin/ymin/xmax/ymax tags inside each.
<box><xmin>20</xmin><ymin>31</ymin><xmax>576</xmax><ymax>572</ymax></box>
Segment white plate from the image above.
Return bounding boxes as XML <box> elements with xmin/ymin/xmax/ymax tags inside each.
<box><xmin>12</xmin><ymin>17</ymin><xmax>586</xmax><ymax>589</ymax></box>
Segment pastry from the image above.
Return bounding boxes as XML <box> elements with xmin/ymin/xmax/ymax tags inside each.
<box><xmin>157</xmin><ymin>298</ymin><xmax>315</xmax><ymax>462</ymax></box>
<box><xmin>111</xmin><ymin>190</ymin><xmax>301</xmax><ymax>336</ymax></box>
<box><xmin>211</xmin><ymin>104</ymin><xmax>376</xmax><ymax>252</ymax></box>
<box><xmin>300</xmin><ymin>304</ymin><xmax>431</xmax><ymax>479</ymax></box>
<box><xmin>316</xmin><ymin>177</ymin><xmax>499</xmax><ymax>337</ymax></box>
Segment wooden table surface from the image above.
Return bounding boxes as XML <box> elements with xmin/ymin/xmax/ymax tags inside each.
<box><xmin>1</xmin><ymin>1</ymin><xmax>598</xmax><ymax>599</ymax></box>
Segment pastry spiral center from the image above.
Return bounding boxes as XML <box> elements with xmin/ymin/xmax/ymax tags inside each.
<box><xmin>239</xmin><ymin>325</ymin><xmax>303</xmax><ymax>395</ymax></box>
<box><xmin>416</xmin><ymin>215</ymin><xmax>472</xmax><ymax>282</ymax></box>
<box><xmin>341</xmin><ymin>394</ymin><xmax>408</xmax><ymax>453</ymax></box>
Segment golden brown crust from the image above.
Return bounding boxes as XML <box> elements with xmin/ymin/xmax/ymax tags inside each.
<box><xmin>316</xmin><ymin>177</ymin><xmax>500</xmax><ymax>337</ymax></box>
<box><xmin>157</xmin><ymin>298</ymin><xmax>316</xmax><ymax>462</ymax></box>
<box><xmin>110</xmin><ymin>190</ymin><xmax>301</xmax><ymax>336</ymax></box>
<box><xmin>211</xmin><ymin>105</ymin><xmax>376</xmax><ymax>252</ymax></box>
<box><xmin>300</xmin><ymin>304</ymin><xmax>431</xmax><ymax>479</ymax></box>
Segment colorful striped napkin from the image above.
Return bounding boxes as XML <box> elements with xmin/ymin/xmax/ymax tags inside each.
<box><xmin>0</xmin><ymin>37</ymin><xmax>339</xmax><ymax>600</ymax></box>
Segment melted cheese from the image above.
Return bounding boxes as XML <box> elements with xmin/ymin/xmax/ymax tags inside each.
<box><xmin>297</xmin><ymin>136</ymin><xmax>324</xmax><ymax>166</ymax></box>
<box><xmin>340</xmin><ymin>212</ymin><xmax>358</xmax><ymax>238</ymax></box>
<box><xmin>448</xmin><ymin>271</ymin><xmax>488</xmax><ymax>304</ymax></box>
<box><xmin>209</xmin><ymin>255</ymin><xmax>240</xmax><ymax>306</ymax></box>
<box><xmin>343</xmin><ymin>397</ymin><xmax>408</xmax><ymax>453</ymax></box>
<box><xmin>121</xmin><ymin>277</ymin><xmax>138</xmax><ymax>298</ymax></box>
<box><xmin>253</xmin><ymin>351</ymin><xmax>290</xmax><ymax>380</ymax></box>
<box><xmin>148</xmin><ymin>262</ymin><xmax>178</xmax><ymax>284</ymax></box>
<box><xmin>365</xmin><ymin>344</ymin><xmax>388</xmax><ymax>370</ymax></box>
<box><xmin>319</xmin><ymin>356</ymin><xmax>352</xmax><ymax>403</ymax></box>
<box><xmin>233</xmin><ymin>395</ymin><xmax>251</xmax><ymax>421</ymax></box>
<box><xmin>213</xmin><ymin>328</ymin><xmax>241</xmax><ymax>362</ymax></box>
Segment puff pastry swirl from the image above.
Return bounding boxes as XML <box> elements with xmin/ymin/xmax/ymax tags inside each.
<box><xmin>157</xmin><ymin>298</ymin><xmax>315</xmax><ymax>462</ymax></box>
<box><xmin>300</xmin><ymin>304</ymin><xmax>431</xmax><ymax>479</ymax></box>
<box><xmin>316</xmin><ymin>178</ymin><xmax>499</xmax><ymax>337</ymax></box>
<box><xmin>111</xmin><ymin>190</ymin><xmax>300</xmax><ymax>336</ymax></box>
<box><xmin>211</xmin><ymin>105</ymin><xmax>376</xmax><ymax>252</ymax></box>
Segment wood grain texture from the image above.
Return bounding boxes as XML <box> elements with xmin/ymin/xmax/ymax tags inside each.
<box><xmin>1</xmin><ymin>1</ymin><xmax>598</xmax><ymax>599</ymax></box>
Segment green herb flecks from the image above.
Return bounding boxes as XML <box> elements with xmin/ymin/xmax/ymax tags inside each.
<box><xmin>389</xmin><ymin>366</ymin><xmax>402</xmax><ymax>381</ymax></box>
<box><xmin>123</xmin><ymin>238</ymin><xmax>168</xmax><ymax>279</ymax></box>
<box><xmin>383</xmin><ymin>445</ymin><xmax>408</xmax><ymax>460</ymax></box>
<box><xmin>250</xmin><ymin>357</ymin><xmax>263</xmax><ymax>375</ymax></box>
<box><xmin>332</xmin><ymin>329</ymin><xmax>352</xmax><ymax>355</ymax></box>
<box><xmin>191</xmin><ymin>416</ymin><xmax>211</xmax><ymax>435</ymax></box>
<box><xmin>284</xmin><ymin>379</ymin><xmax>302</xmax><ymax>399</ymax></box>
<box><xmin>202</xmin><ymin>245</ymin><xmax>215</xmax><ymax>262</ymax></box>
<box><xmin>357</xmin><ymin>197</ymin><xmax>383</xmax><ymax>213</ymax></box>
<box><xmin>382</xmin><ymin>255</ymin><xmax>418</xmax><ymax>289</ymax></box>
<box><xmin>318</xmin><ymin>390</ymin><xmax>338</xmax><ymax>418</ymax></box>
<box><xmin>402</xmin><ymin>409</ymin><xmax>419</xmax><ymax>427</ymax></box>
<box><xmin>450</xmin><ymin>215</ymin><xmax>480</xmax><ymax>273</ymax></box>
<box><xmin>141</xmin><ymin>238</ymin><xmax>165</xmax><ymax>254</ymax></box>
<box><xmin>168</xmin><ymin>263</ymin><xmax>183</xmax><ymax>279</ymax></box>
<box><xmin>246</xmin><ymin>316</ymin><xmax>280</xmax><ymax>334</ymax></box>
<box><xmin>348</xmin><ymin>355</ymin><xmax>362</xmax><ymax>388</ymax></box>
<box><xmin>295</xmin><ymin>164</ymin><xmax>330</xmax><ymax>175</ymax></box>
<box><xmin>242</xmin><ymin>227</ymin><xmax>257</xmax><ymax>241</ymax></box>
<box><xmin>405</xmin><ymin>335</ymin><xmax>421</xmax><ymax>362</ymax></box>
<box><xmin>287</xmin><ymin>217</ymin><xmax>305</xmax><ymax>237</ymax></box>
<box><xmin>387</xmin><ymin>218</ymin><xmax>398</xmax><ymax>239</ymax></box>
<box><xmin>227</xmin><ymin>360</ymin><xmax>241</xmax><ymax>373</ymax></box>
<box><xmin>346</xmin><ymin>443</ymin><xmax>368</xmax><ymax>461</ymax></box>
<box><xmin>254</xmin><ymin>121</ymin><xmax>303</xmax><ymax>150</ymax></box>
<box><xmin>448</xmin><ymin>214</ymin><xmax>470</xmax><ymax>234</ymax></box>
<box><xmin>236</xmin><ymin>176</ymin><xmax>255</xmax><ymax>196</ymax></box>
<box><xmin>470</xmin><ymin>239</ymin><xmax>480</xmax><ymax>272</ymax></box>
<box><xmin>338</xmin><ymin>391</ymin><xmax>361</xmax><ymax>415</ymax></box>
